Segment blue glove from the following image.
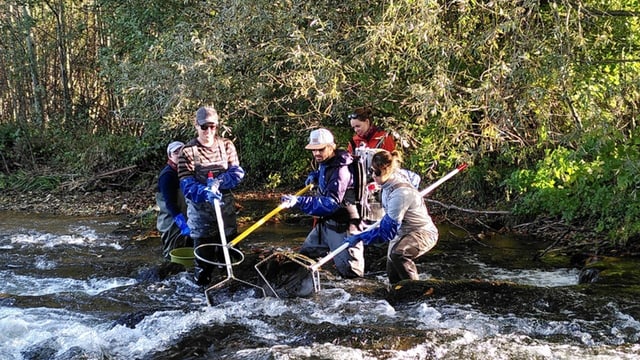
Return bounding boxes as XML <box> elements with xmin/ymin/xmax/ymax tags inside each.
<box><xmin>356</xmin><ymin>215</ymin><xmax>400</xmax><ymax>246</ymax></box>
<box><xmin>173</xmin><ymin>214</ymin><xmax>190</xmax><ymax>236</ymax></box>
<box><xmin>180</xmin><ymin>177</ymin><xmax>209</xmax><ymax>203</ymax></box>
<box><xmin>280</xmin><ymin>194</ymin><xmax>298</xmax><ymax>208</ymax></box>
<box><xmin>367</xmin><ymin>215</ymin><xmax>399</xmax><ymax>245</ymax></box>
<box><xmin>206</xmin><ymin>178</ymin><xmax>222</xmax><ymax>204</ymax></box>
<box><xmin>216</xmin><ymin>165</ymin><xmax>245</xmax><ymax>190</ymax></box>
<box><xmin>305</xmin><ymin>171</ymin><xmax>318</xmax><ymax>186</ymax></box>
<box><xmin>344</xmin><ymin>233</ymin><xmax>363</xmax><ymax>246</ymax></box>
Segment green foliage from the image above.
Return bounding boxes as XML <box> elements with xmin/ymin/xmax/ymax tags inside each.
<box><xmin>0</xmin><ymin>170</ymin><xmax>62</xmax><ymax>192</ymax></box>
<box><xmin>506</xmin><ymin>137</ymin><xmax>640</xmax><ymax>243</ymax></box>
<box><xmin>1</xmin><ymin>0</ymin><xmax>640</xmax><ymax>246</ymax></box>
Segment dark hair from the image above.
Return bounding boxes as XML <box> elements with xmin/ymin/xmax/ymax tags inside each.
<box><xmin>348</xmin><ymin>107</ymin><xmax>373</xmax><ymax>123</ymax></box>
<box><xmin>371</xmin><ymin>150</ymin><xmax>402</xmax><ymax>175</ymax></box>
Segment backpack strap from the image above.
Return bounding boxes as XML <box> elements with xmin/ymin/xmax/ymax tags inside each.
<box><xmin>374</xmin><ymin>131</ymin><xmax>389</xmax><ymax>149</ymax></box>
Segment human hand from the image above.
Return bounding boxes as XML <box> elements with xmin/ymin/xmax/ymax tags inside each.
<box><xmin>280</xmin><ymin>194</ymin><xmax>298</xmax><ymax>208</ymax></box>
<box><xmin>305</xmin><ymin>171</ymin><xmax>318</xmax><ymax>186</ymax></box>
<box><xmin>173</xmin><ymin>214</ymin><xmax>191</xmax><ymax>236</ymax></box>
<box><xmin>344</xmin><ymin>233</ymin><xmax>362</xmax><ymax>247</ymax></box>
<box><xmin>206</xmin><ymin>185</ymin><xmax>222</xmax><ymax>204</ymax></box>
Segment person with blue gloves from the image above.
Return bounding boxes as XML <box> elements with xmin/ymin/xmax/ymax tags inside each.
<box><xmin>281</xmin><ymin>128</ymin><xmax>365</xmax><ymax>278</ymax></box>
<box><xmin>344</xmin><ymin>150</ymin><xmax>438</xmax><ymax>285</ymax></box>
<box><xmin>177</xmin><ymin>106</ymin><xmax>245</xmax><ymax>285</ymax></box>
<box><xmin>156</xmin><ymin>141</ymin><xmax>192</xmax><ymax>259</ymax></box>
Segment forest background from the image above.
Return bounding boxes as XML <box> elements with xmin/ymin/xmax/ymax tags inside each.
<box><xmin>0</xmin><ymin>0</ymin><xmax>638</xmax><ymax>252</ymax></box>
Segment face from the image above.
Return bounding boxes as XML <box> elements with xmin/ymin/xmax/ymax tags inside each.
<box><xmin>197</xmin><ymin>122</ymin><xmax>217</xmax><ymax>146</ymax></box>
<box><xmin>350</xmin><ymin>118</ymin><xmax>370</xmax><ymax>138</ymax></box>
<box><xmin>169</xmin><ymin>149</ymin><xmax>181</xmax><ymax>163</ymax></box>
<box><xmin>371</xmin><ymin>165</ymin><xmax>391</xmax><ymax>185</ymax></box>
<box><xmin>310</xmin><ymin>146</ymin><xmax>334</xmax><ymax>163</ymax></box>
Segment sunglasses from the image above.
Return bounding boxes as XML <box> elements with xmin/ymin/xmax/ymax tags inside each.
<box><xmin>347</xmin><ymin>113</ymin><xmax>360</xmax><ymax>120</ymax></box>
<box><xmin>370</xmin><ymin>167</ymin><xmax>382</xmax><ymax>177</ymax></box>
<box><xmin>199</xmin><ymin>123</ymin><xmax>217</xmax><ymax>131</ymax></box>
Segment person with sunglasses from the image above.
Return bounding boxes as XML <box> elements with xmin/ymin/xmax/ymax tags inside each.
<box><xmin>346</xmin><ymin>107</ymin><xmax>395</xmax><ymax>154</ymax></box>
<box><xmin>280</xmin><ymin>128</ymin><xmax>365</xmax><ymax>278</ymax></box>
<box><xmin>178</xmin><ymin>106</ymin><xmax>245</xmax><ymax>285</ymax></box>
<box><xmin>347</xmin><ymin>107</ymin><xmax>421</xmax><ymax>224</ymax></box>
<box><xmin>156</xmin><ymin>141</ymin><xmax>192</xmax><ymax>259</ymax></box>
<box><xmin>344</xmin><ymin>150</ymin><xmax>438</xmax><ymax>285</ymax></box>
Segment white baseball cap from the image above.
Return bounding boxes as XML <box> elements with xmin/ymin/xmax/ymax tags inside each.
<box><xmin>305</xmin><ymin>128</ymin><xmax>335</xmax><ymax>150</ymax></box>
<box><xmin>166</xmin><ymin>141</ymin><xmax>184</xmax><ymax>156</ymax></box>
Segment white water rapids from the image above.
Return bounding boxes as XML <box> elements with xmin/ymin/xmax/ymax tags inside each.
<box><xmin>0</xmin><ymin>212</ymin><xmax>638</xmax><ymax>359</ymax></box>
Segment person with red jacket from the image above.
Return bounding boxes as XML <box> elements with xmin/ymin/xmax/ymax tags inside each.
<box><xmin>347</xmin><ymin>107</ymin><xmax>399</xmax><ymax>223</ymax></box>
<box><xmin>347</xmin><ymin>107</ymin><xmax>395</xmax><ymax>153</ymax></box>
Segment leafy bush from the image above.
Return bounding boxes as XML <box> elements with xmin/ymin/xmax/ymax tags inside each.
<box><xmin>506</xmin><ymin>139</ymin><xmax>640</xmax><ymax>243</ymax></box>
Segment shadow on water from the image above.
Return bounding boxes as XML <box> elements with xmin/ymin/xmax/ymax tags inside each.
<box><xmin>1</xmin><ymin>207</ymin><xmax>640</xmax><ymax>359</ymax></box>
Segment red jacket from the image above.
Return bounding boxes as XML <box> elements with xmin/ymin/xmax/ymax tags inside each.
<box><xmin>347</xmin><ymin>126</ymin><xmax>395</xmax><ymax>153</ymax></box>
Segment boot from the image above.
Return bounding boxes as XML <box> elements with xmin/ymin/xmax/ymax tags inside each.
<box><xmin>192</xmin><ymin>237</ymin><xmax>216</xmax><ymax>286</ymax></box>
<box><xmin>193</xmin><ymin>265</ymin><xmax>212</xmax><ymax>286</ymax></box>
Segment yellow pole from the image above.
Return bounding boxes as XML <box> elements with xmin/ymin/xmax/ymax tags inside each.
<box><xmin>228</xmin><ymin>184</ymin><xmax>313</xmax><ymax>247</ymax></box>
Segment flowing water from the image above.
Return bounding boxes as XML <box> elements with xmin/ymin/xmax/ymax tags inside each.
<box><xmin>1</xmin><ymin>208</ymin><xmax>639</xmax><ymax>359</ymax></box>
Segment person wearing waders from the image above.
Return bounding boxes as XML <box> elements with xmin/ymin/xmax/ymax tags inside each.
<box><xmin>344</xmin><ymin>150</ymin><xmax>438</xmax><ymax>285</ymax></box>
<box><xmin>280</xmin><ymin>128</ymin><xmax>365</xmax><ymax>278</ymax></box>
<box><xmin>156</xmin><ymin>141</ymin><xmax>192</xmax><ymax>259</ymax></box>
<box><xmin>178</xmin><ymin>106</ymin><xmax>244</xmax><ymax>286</ymax></box>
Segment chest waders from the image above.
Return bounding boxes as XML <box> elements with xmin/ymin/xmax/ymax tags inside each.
<box><xmin>190</xmin><ymin>140</ymin><xmax>236</xmax><ymax>286</ymax></box>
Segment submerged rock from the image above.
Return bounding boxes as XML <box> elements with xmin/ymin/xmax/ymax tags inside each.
<box><xmin>134</xmin><ymin>261</ymin><xmax>186</xmax><ymax>282</ymax></box>
<box><xmin>579</xmin><ymin>256</ymin><xmax>640</xmax><ymax>285</ymax></box>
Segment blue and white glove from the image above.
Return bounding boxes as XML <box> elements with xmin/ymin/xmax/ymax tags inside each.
<box><xmin>305</xmin><ymin>171</ymin><xmax>318</xmax><ymax>186</ymax></box>
<box><xmin>206</xmin><ymin>178</ymin><xmax>223</xmax><ymax>204</ymax></box>
<box><xmin>173</xmin><ymin>213</ymin><xmax>191</xmax><ymax>236</ymax></box>
<box><xmin>280</xmin><ymin>194</ymin><xmax>298</xmax><ymax>208</ymax></box>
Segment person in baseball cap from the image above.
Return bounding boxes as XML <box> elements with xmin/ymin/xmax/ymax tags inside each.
<box><xmin>178</xmin><ymin>106</ymin><xmax>245</xmax><ymax>286</ymax></box>
<box><xmin>166</xmin><ymin>141</ymin><xmax>184</xmax><ymax>157</ymax></box>
<box><xmin>156</xmin><ymin>140</ymin><xmax>191</xmax><ymax>260</ymax></box>
<box><xmin>195</xmin><ymin>106</ymin><xmax>219</xmax><ymax>126</ymax></box>
<box><xmin>305</xmin><ymin>128</ymin><xmax>335</xmax><ymax>150</ymax></box>
<box><xmin>279</xmin><ymin>127</ymin><xmax>365</xmax><ymax>279</ymax></box>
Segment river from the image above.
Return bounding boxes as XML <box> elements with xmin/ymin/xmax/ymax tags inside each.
<box><xmin>1</xmin><ymin>208</ymin><xmax>638</xmax><ymax>359</ymax></box>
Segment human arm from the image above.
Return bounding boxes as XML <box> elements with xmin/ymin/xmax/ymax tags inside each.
<box><xmin>380</xmin><ymin>132</ymin><xmax>396</xmax><ymax>151</ymax></box>
<box><xmin>158</xmin><ymin>170</ymin><xmax>183</xmax><ymax>218</ymax></box>
<box><xmin>344</xmin><ymin>214</ymin><xmax>400</xmax><ymax>246</ymax></box>
<box><xmin>215</xmin><ymin>165</ymin><xmax>245</xmax><ymax>190</ymax></box>
<box><xmin>180</xmin><ymin>176</ymin><xmax>210</xmax><ymax>203</ymax></box>
<box><xmin>305</xmin><ymin>170</ymin><xmax>319</xmax><ymax>186</ymax></box>
<box><xmin>159</xmin><ymin>170</ymin><xmax>190</xmax><ymax>235</ymax></box>
<box><xmin>296</xmin><ymin>163</ymin><xmax>350</xmax><ymax>216</ymax></box>
<box><xmin>280</xmin><ymin>194</ymin><xmax>341</xmax><ymax>217</ymax></box>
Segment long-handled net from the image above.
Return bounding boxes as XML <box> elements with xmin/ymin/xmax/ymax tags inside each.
<box><xmin>256</xmin><ymin>164</ymin><xmax>468</xmax><ymax>298</ymax></box>
<box><xmin>195</xmin><ymin>185</ymin><xmax>313</xmax><ymax>305</ymax></box>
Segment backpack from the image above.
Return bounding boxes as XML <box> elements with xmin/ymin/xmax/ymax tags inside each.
<box><xmin>348</xmin><ymin>143</ymin><xmax>384</xmax><ymax>223</ymax></box>
<box><xmin>347</xmin><ymin>140</ymin><xmax>421</xmax><ymax>222</ymax></box>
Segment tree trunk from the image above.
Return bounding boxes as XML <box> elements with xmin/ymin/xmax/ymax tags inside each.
<box><xmin>22</xmin><ymin>4</ymin><xmax>45</xmax><ymax>126</ymax></box>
